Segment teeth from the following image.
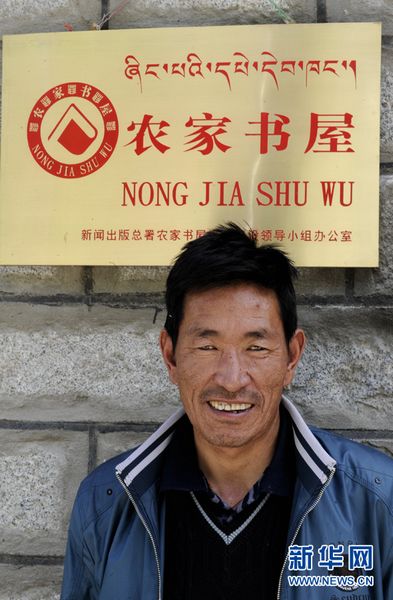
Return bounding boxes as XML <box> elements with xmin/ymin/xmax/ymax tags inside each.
<box><xmin>209</xmin><ymin>401</ymin><xmax>252</xmax><ymax>412</ymax></box>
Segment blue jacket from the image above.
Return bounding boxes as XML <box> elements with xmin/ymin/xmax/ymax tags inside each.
<box><xmin>61</xmin><ymin>397</ymin><xmax>393</xmax><ymax>599</ymax></box>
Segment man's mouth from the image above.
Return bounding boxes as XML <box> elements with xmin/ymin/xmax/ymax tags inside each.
<box><xmin>208</xmin><ymin>400</ymin><xmax>253</xmax><ymax>414</ymax></box>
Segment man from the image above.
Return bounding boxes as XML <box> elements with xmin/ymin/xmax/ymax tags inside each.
<box><xmin>61</xmin><ymin>223</ymin><xmax>393</xmax><ymax>599</ymax></box>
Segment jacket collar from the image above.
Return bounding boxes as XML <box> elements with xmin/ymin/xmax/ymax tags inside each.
<box><xmin>282</xmin><ymin>396</ymin><xmax>336</xmax><ymax>492</ymax></box>
<box><xmin>116</xmin><ymin>397</ymin><xmax>336</xmax><ymax>496</ymax></box>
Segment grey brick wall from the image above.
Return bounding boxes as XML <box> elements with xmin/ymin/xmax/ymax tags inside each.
<box><xmin>0</xmin><ymin>1</ymin><xmax>392</xmax><ymax>597</ymax></box>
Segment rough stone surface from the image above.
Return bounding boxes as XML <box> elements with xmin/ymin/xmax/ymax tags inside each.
<box><xmin>96</xmin><ymin>430</ymin><xmax>152</xmax><ymax>465</ymax></box>
<box><xmin>381</xmin><ymin>44</ymin><xmax>393</xmax><ymax>163</ymax></box>
<box><xmin>0</xmin><ymin>266</ymin><xmax>83</xmax><ymax>296</ymax></box>
<box><xmin>354</xmin><ymin>176</ymin><xmax>393</xmax><ymax>296</ymax></box>
<box><xmin>0</xmin><ymin>0</ymin><xmax>101</xmax><ymax>35</ymax></box>
<box><xmin>109</xmin><ymin>0</ymin><xmax>316</xmax><ymax>29</ymax></box>
<box><xmin>0</xmin><ymin>430</ymin><xmax>88</xmax><ymax>555</ymax></box>
<box><xmin>296</xmin><ymin>268</ymin><xmax>345</xmax><ymax>297</ymax></box>
<box><xmin>358</xmin><ymin>437</ymin><xmax>393</xmax><ymax>459</ymax></box>
<box><xmin>93</xmin><ymin>266</ymin><xmax>345</xmax><ymax>298</ymax></box>
<box><xmin>0</xmin><ymin>304</ymin><xmax>178</xmax><ymax>423</ymax></box>
<box><xmin>326</xmin><ymin>0</ymin><xmax>393</xmax><ymax>35</ymax></box>
<box><xmin>291</xmin><ymin>306</ymin><xmax>393</xmax><ymax>430</ymax></box>
<box><xmin>0</xmin><ymin>565</ymin><xmax>62</xmax><ymax>600</ymax></box>
<box><xmin>0</xmin><ymin>302</ymin><xmax>392</xmax><ymax>431</ymax></box>
<box><xmin>93</xmin><ymin>266</ymin><xmax>169</xmax><ymax>294</ymax></box>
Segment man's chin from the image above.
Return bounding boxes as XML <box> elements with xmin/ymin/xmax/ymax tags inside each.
<box><xmin>196</xmin><ymin>430</ymin><xmax>254</xmax><ymax>450</ymax></box>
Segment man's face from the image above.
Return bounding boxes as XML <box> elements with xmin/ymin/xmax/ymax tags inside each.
<box><xmin>161</xmin><ymin>283</ymin><xmax>304</xmax><ymax>452</ymax></box>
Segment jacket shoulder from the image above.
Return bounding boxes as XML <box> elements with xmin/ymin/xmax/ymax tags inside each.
<box><xmin>80</xmin><ymin>448</ymin><xmax>131</xmax><ymax>490</ymax></box>
<box><xmin>75</xmin><ymin>447</ymin><xmax>137</xmax><ymax>527</ymax></box>
<box><xmin>313</xmin><ymin>427</ymin><xmax>393</xmax><ymax>511</ymax></box>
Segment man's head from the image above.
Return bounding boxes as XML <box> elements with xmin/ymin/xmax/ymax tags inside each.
<box><xmin>164</xmin><ymin>223</ymin><xmax>298</xmax><ymax>349</ymax></box>
<box><xmin>160</xmin><ymin>224</ymin><xmax>305</xmax><ymax>454</ymax></box>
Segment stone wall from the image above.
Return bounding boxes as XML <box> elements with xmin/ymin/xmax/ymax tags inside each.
<box><xmin>0</xmin><ymin>1</ymin><xmax>392</xmax><ymax>597</ymax></box>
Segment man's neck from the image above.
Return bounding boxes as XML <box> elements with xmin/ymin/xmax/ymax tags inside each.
<box><xmin>194</xmin><ymin>417</ymin><xmax>280</xmax><ymax>508</ymax></box>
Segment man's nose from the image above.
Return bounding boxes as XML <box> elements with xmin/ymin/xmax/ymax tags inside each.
<box><xmin>213</xmin><ymin>350</ymin><xmax>251</xmax><ymax>391</ymax></box>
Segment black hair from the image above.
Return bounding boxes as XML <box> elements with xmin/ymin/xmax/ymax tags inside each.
<box><xmin>164</xmin><ymin>223</ymin><xmax>298</xmax><ymax>347</ymax></box>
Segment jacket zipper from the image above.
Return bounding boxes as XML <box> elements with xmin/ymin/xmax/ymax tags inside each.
<box><xmin>276</xmin><ymin>466</ymin><xmax>336</xmax><ymax>600</ymax></box>
<box><xmin>116</xmin><ymin>473</ymin><xmax>162</xmax><ymax>600</ymax></box>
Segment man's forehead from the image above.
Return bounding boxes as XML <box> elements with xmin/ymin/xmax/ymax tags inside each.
<box><xmin>183</xmin><ymin>283</ymin><xmax>279</xmax><ymax>309</ymax></box>
<box><xmin>184</xmin><ymin>324</ymin><xmax>271</xmax><ymax>339</ymax></box>
<box><xmin>181</xmin><ymin>284</ymin><xmax>283</xmax><ymax>328</ymax></box>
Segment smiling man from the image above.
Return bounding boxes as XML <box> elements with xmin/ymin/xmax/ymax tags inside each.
<box><xmin>160</xmin><ymin>284</ymin><xmax>304</xmax><ymax>511</ymax></box>
<box><xmin>61</xmin><ymin>223</ymin><xmax>393</xmax><ymax>600</ymax></box>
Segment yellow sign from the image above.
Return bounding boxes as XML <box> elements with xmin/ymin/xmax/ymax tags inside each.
<box><xmin>0</xmin><ymin>23</ymin><xmax>381</xmax><ymax>266</ymax></box>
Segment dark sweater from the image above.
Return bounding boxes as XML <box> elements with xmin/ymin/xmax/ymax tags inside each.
<box><xmin>161</xmin><ymin>407</ymin><xmax>296</xmax><ymax>599</ymax></box>
<box><xmin>164</xmin><ymin>488</ymin><xmax>292</xmax><ymax>599</ymax></box>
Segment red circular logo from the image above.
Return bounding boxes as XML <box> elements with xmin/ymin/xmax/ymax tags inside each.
<box><xmin>27</xmin><ymin>82</ymin><xmax>119</xmax><ymax>178</ymax></box>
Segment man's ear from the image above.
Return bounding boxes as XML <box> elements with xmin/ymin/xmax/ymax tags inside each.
<box><xmin>284</xmin><ymin>329</ymin><xmax>306</xmax><ymax>387</ymax></box>
<box><xmin>160</xmin><ymin>329</ymin><xmax>178</xmax><ymax>385</ymax></box>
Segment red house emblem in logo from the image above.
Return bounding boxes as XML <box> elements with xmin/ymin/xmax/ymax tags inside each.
<box><xmin>27</xmin><ymin>82</ymin><xmax>119</xmax><ymax>178</ymax></box>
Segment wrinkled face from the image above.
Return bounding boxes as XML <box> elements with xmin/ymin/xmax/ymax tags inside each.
<box><xmin>161</xmin><ymin>284</ymin><xmax>304</xmax><ymax>452</ymax></box>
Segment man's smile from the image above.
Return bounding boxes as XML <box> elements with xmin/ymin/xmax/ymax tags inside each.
<box><xmin>208</xmin><ymin>400</ymin><xmax>253</xmax><ymax>414</ymax></box>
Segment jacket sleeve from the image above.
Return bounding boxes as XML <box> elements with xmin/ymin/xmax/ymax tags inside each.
<box><xmin>61</xmin><ymin>488</ymin><xmax>94</xmax><ymax>600</ymax></box>
<box><xmin>383</xmin><ymin>531</ymin><xmax>393</xmax><ymax>598</ymax></box>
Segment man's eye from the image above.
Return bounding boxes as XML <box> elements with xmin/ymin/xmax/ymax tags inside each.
<box><xmin>197</xmin><ymin>345</ymin><xmax>216</xmax><ymax>351</ymax></box>
<box><xmin>248</xmin><ymin>345</ymin><xmax>267</xmax><ymax>351</ymax></box>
